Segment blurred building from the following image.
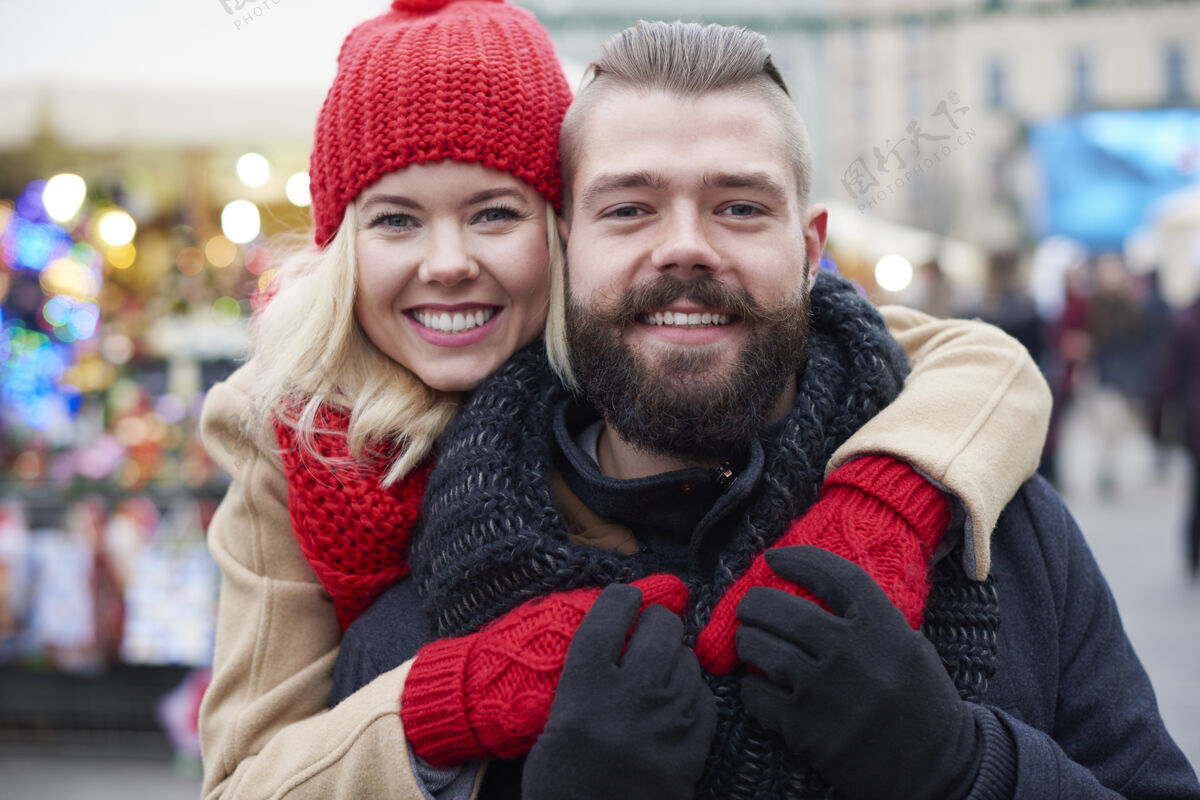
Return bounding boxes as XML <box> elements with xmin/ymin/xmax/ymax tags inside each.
<box><xmin>528</xmin><ymin>0</ymin><xmax>1200</xmax><ymax>293</ymax></box>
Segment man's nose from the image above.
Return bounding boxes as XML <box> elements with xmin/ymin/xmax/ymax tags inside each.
<box><xmin>651</xmin><ymin>208</ymin><xmax>720</xmax><ymax>275</ymax></box>
<box><xmin>418</xmin><ymin>225</ymin><xmax>479</xmax><ymax>286</ymax></box>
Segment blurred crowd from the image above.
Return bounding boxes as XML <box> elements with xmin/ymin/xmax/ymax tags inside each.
<box><xmin>904</xmin><ymin>250</ymin><xmax>1200</xmax><ymax>576</ymax></box>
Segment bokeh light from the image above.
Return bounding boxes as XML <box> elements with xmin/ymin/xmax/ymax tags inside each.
<box><xmin>874</xmin><ymin>254</ymin><xmax>915</xmax><ymax>293</ymax></box>
<box><xmin>176</xmin><ymin>246</ymin><xmax>204</xmax><ymax>276</ymax></box>
<box><xmin>212</xmin><ymin>296</ymin><xmax>242</xmax><ymax>324</ymax></box>
<box><xmin>286</xmin><ymin>171</ymin><xmax>311</xmax><ymax>207</ymax></box>
<box><xmin>101</xmin><ymin>332</ymin><xmax>134</xmax><ymax>365</ymax></box>
<box><xmin>236</xmin><ymin>153</ymin><xmax>271</xmax><ymax>188</ymax></box>
<box><xmin>244</xmin><ymin>245</ymin><xmax>272</xmax><ymax>275</ymax></box>
<box><xmin>16</xmin><ymin>180</ymin><xmax>48</xmax><ymax>222</ymax></box>
<box><xmin>107</xmin><ymin>242</ymin><xmax>137</xmax><ymax>269</ymax></box>
<box><xmin>42</xmin><ymin>174</ymin><xmax>87</xmax><ymax>222</ymax></box>
<box><xmin>2</xmin><ymin>216</ymin><xmax>72</xmax><ymax>271</ymax></box>
<box><xmin>40</xmin><ymin>257</ymin><xmax>100</xmax><ymax>301</ymax></box>
<box><xmin>221</xmin><ymin>200</ymin><xmax>260</xmax><ymax>244</ymax></box>
<box><xmin>204</xmin><ymin>235</ymin><xmax>239</xmax><ymax>268</ymax></box>
<box><xmin>97</xmin><ymin>208</ymin><xmax>137</xmax><ymax>247</ymax></box>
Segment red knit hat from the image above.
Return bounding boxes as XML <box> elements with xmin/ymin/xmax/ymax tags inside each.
<box><xmin>309</xmin><ymin>0</ymin><xmax>572</xmax><ymax>247</ymax></box>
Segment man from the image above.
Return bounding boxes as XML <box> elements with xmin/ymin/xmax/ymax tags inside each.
<box><xmin>338</xmin><ymin>21</ymin><xmax>1199</xmax><ymax>799</ymax></box>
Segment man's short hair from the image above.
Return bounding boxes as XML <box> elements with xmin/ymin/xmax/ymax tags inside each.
<box><xmin>557</xmin><ymin>20</ymin><xmax>814</xmax><ymax>215</ymax></box>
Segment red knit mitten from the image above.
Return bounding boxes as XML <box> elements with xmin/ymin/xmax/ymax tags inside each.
<box><xmin>400</xmin><ymin>573</ymin><xmax>689</xmax><ymax>767</ymax></box>
<box><xmin>275</xmin><ymin>409</ymin><xmax>433</xmax><ymax>630</ymax></box>
<box><xmin>694</xmin><ymin>455</ymin><xmax>950</xmax><ymax>676</ymax></box>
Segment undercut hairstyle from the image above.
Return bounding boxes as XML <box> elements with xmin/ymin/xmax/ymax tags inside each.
<box><xmin>557</xmin><ymin>20</ymin><xmax>813</xmax><ymax>215</ymax></box>
<box><xmin>548</xmin><ymin>20</ymin><xmax>815</xmax><ymax>387</ymax></box>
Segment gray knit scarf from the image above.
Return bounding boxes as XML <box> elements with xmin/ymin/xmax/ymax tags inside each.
<box><xmin>410</xmin><ymin>271</ymin><xmax>999</xmax><ymax>798</ymax></box>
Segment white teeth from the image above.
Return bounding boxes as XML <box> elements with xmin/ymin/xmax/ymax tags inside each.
<box><xmin>413</xmin><ymin>308</ymin><xmax>496</xmax><ymax>333</ymax></box>
<box><xmin>640</xmin><ymin>311</ymin><xmax>732</xmax><ymax>327</ymax></box>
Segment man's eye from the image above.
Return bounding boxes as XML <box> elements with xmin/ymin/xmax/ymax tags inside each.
<box><xmin>721</xmin><ymin>204</ymin><xmax>760</xmax><ymax>217</ymax></box>
<box><xmin>609</xmin><ymin>206</ymin><xmax>645</xmax><ymax>218</ymax></box>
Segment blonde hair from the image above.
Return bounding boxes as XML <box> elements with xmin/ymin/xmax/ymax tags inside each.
<box><xmin>549</xmin><ymin>21</ymin><xmax>813</xmax><ymax>387</ymax></box>
<box><xmin>246</xmin><ymin>204</ymin><xmax>456</xmax><ymax>484</ymax></box>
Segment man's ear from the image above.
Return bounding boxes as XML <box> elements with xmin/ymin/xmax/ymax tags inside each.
<box><xmin>803</xmin><ymin>204</ymin><xmax>828</xmax><ymax>291</ymax></box>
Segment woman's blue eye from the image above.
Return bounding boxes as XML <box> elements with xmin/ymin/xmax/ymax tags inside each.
<box><xmin>474</xmin><ymin>206</ymin><xmax>520</xmax><ymax>224</ymax></box>
<box><xmin>371</xmin><ymin>212</ymin><xmax>417</xmax><ymax>229</ymax></box>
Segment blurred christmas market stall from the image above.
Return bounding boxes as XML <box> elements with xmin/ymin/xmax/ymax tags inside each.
<box><xmin>0</xmin><ymin>0</ymin><xmax>386</xmax><ymax>754</ymax></box>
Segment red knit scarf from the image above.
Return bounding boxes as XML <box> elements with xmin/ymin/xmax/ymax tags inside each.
<box><xmin>275</xmin><ymin>405</ymin><xmax>947</xmax><ymax>646</ymax></box>
<box><xmin>274</xmin><ymin>406</ymin><xmax>432</xmax><ymax>630</ymax></box>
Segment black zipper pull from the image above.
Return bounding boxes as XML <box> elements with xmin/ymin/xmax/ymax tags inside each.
<box><xmin>710</xmin><ymin>461</ymin><xmax>734</xmax><ymax>493</ymax></box>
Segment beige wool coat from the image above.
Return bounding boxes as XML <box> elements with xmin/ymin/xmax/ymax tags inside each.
<box><xmin>199</xmin><ymin>306</ymin><xmax>1051</xmax><ymax>799</ymax></box>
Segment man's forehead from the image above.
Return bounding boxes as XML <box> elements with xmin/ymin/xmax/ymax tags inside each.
<box><xmin>571</xmin><ymin>88</ymin><xmax>796</xmax><ymax>197</ymax></box>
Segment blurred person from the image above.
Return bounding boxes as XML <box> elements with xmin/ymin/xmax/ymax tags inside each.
<box><xmin>1150</xmin><ymin>292</ymin><xmax>1200</xmax><ymax>577</ymax></box>
<box><xmin>970</xmin><ymin>251</ymin><xmax>1045</xmax><ymax>365</ymax></box>
<box><xmin>1084</xmin><ymin>254</ymin><xmax>1147</xmax><ymax>496</ymax></box>
<box><xmin>331</xmin><ymin>19</ymin><xmax>1198</xmax><ymax>799</ymax></box>
<box><xmin>1040</xmin><ymin>261</ymin><xmax>1093</xmax><ymax>484</ymax></box>
<box><xmin>197</xmin><ymin>3</ymin><xmax>1050</xmax><ymax>799</ymax></box>
<box><xmin>905</xmin><ymin>257</ymin><xmax>960</xmax><ymax>318</ymax></box>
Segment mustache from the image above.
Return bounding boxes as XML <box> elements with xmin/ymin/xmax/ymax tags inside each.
<box><xmin>587</xmin><ymin>274</ymin><xmax>795</xmax><ymax>326</ymax></box>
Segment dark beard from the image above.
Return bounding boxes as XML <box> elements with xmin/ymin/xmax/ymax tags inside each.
<box><xmin>565</xmin><ymin>271</ymin><xmax>811</xmax><ymax>462</ymax></box>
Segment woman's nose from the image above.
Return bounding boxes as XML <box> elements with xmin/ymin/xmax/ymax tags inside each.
<box><xmin>418</xmin><ymin>225</ymin><xmax>480</xmax><ymax>286</ymax></box>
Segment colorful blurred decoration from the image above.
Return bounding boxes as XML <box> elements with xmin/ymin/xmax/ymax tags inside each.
<box><xmin>1</xmin><ymin>320</ymin><xmax>75</xmax><ymax>432</ymax></box>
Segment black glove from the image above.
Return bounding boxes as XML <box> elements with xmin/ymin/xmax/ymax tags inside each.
<box><xmin>522</xmin><ymin>583</ymin><xmax>717</xmax><ymax>800</ymax></box>
<box><xmin>736</xmin><ymin>546</ymin><xmax>980</xmax><ymax>800</ymax></box>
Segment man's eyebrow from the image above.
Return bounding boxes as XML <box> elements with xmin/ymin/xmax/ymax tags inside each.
<box><xmin>702</xmin><ymin>171</ymin><xmax>789</xmax><ymax>203</ymax></box>
<box><xmin>577</xmin><ymin>171</ymin><xmax>665</xmax><ymax>210</ymax></box>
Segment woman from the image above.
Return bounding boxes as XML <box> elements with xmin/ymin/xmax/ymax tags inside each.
<box><xmin>198</xmin><ymin>1</ymin><xmax>1050</xmax><ymax>798</ymax></box>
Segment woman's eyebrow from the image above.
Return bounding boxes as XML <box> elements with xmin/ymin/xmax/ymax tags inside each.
<box><xmin>464</xmin><ymin>187</ymin><xmax>528</xmax><ymax>206</ymax></box>
<box><xmin>360</xmin><ymin>193</ymin><xmax>422</xmax><ymax>212</ymax></box>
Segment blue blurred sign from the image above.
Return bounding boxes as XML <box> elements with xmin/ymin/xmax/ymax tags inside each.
<box><xmin>1030</xmin><ymin>108</ymin><xmax>1200</xmax><ymax>252</ymax></box>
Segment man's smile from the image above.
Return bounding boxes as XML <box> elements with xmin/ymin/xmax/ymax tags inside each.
<box><xmin>636</xmin><ymin>310</ymin><xmax>734</xmax><ymax>327</ymax></box>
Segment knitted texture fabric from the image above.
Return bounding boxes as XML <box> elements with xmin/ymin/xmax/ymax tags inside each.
<box><xmin>407</xmin><ymin>271</ymin><xmax>996</xmax><ymax>798</ymax></box>
<box><xmin>309</xmin><ymin>0</ymin><xmax>572</xmax><ymax>246</ymax></box>
<box><xmin>274</xmin><ymin>406</ymin><xmax>432</xmax><ymax>630</ymax></box>
<box><xmin>400</xmin><ymin>574</ymin><xmax>688</xmax><ymax>766</ymax></box>
<box><xmin>695</xmin><ymin>455</ymin><xmax>950</xmax><ymax>675</ymax></box>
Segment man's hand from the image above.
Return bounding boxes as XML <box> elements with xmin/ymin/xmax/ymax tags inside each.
<box><xmin>736</xmin><ymin>546</ymin><xmax>980</xmax><ymax>800</ymax></box>
<box><xmin>523</xmin><ymin>584</ymin><xmax>717</xmax><ymax>800</ymax></box>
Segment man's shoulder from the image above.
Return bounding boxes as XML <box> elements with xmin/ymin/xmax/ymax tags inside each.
<box><xmin>990</xmin><ymin>474</ymin><xmax>1084</xmax><ymax>592</ymax></box>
